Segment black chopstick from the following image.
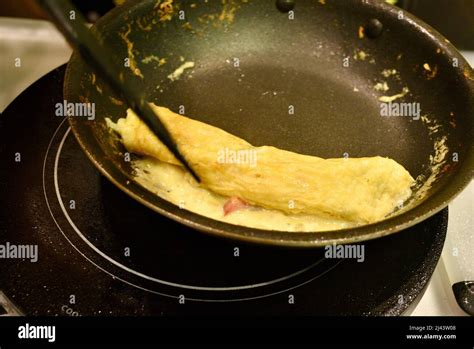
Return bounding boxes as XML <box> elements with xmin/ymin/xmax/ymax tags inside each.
<box><xmin>37</xmin><ymin>0</ymin><xmax>201</xmax><ymax>182</ymax></box>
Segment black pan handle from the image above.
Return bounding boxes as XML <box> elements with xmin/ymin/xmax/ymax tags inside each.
<box><xmin>452</xmin><ymin>281</ymin><xmax>474</xmax><ymax>315</ymax></box>
<box><xmin>36</xmin><ymin>0</ymin><xmax>201</xmax><ymax>182</ymax></box>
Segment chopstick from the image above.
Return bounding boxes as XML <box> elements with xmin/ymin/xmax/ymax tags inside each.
<box><xmin>37</xmin><ymin>0</ymin><xmax>201</xmax><ymax>183</ymax></box>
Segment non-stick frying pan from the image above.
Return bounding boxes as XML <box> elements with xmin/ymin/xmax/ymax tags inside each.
<box><xmin>63</xmin><ymin>0</ymin><xmax>473</xmax><ymax>247</ymax></box>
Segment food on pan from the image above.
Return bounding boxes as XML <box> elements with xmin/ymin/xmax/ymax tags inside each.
<box><xmin>106</xmin><ymin>104</ymin><xmax>414</xmax><ymax>232</ymax></box>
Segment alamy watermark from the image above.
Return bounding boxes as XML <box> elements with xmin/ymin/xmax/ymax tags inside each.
<box><xmin>325</xmin><ymin>243</ymin><xmax>365</xmax><ymax>263</ymax></box>
<box><xmin>55</xmin><ymin>100</ymin><xmax>95</xmax><ymax>120</ymax></box>
<box><xmin>0</xmin><ymin>242</ymin><xmax>38</xmax><ymax>263</ymax></box>
<box><xmin>217</xmin><ymin>147</ymin><xmax>257</xmax><ymax>167</ymax></box>
<box><xmin>380</xmin><ymin>101</ymin><xmax>421</xmax><ymax>120</ymax></box>
<box><xmin>18</xmin><ymin>323</ymin><xmax>55</xmax><ymax>343</ymax></box>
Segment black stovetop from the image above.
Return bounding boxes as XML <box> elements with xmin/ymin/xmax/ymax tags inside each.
<box><xmin>0</xmin><ymin>66</ymin><xmax>447</xmax><ymax>316</ymax></box>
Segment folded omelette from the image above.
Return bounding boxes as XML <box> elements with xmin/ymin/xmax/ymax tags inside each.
<box><xmin>108</xmin><ymin>104</ymin><xmax>414</xmax><ymax>225</ymax></box>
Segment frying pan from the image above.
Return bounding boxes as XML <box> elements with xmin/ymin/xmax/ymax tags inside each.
<box><xmin>63</xmin><ymin>0</ymin><xmax>473</xmax><ymax>247</ymax></box>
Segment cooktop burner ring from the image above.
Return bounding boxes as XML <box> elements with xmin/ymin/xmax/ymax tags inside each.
<box><xmin>42</xmin><ymin>118</ymin><xmax>343</xmax><ymax>302</ymax></box>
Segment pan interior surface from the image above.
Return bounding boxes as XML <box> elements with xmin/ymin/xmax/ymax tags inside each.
<box><xmin>64</xmin><ymin>0</ymin><xmax>474</xmax><ymax>246</ymax></box>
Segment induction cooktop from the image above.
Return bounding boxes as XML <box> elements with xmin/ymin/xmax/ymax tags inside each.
<box><xmin>0</xmin><ymin>66</ymin><xmax>447</xmax><ymax>316</ymax></box>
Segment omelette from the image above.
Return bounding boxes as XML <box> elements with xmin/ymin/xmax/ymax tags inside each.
<box><xmin>107</xmin><ymin>104</ymin><xmax>414</xmax><ymax>231</ymax></box>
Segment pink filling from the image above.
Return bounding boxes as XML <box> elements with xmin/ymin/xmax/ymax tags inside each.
<box><xmin>223</xmin><ymin>197</ymin><xmax>249</xmax><ymax>216</ymax></box>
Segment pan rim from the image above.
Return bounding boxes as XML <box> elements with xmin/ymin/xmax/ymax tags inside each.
<box><xmin>64</xmin><ymin>0</ymin><xmax>474</xmax><ymax>247</ymax></box>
